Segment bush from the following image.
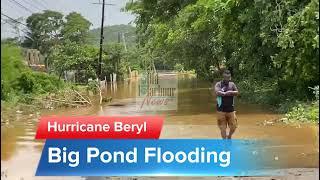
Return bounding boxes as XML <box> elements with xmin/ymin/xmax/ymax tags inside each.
<box><xmin>1</xmin><ymin>42</ymin><xmax>68</xmax><ymax>107</ymax></box>
<box><xmin>1</xmin><ymin>42</ymin><xmax>27</xmax><ymax>100</ymax></box>
<box><xmin>174</xmin><ymin>63</ymin><xmax>185</xmax><ymax>72</ymax></box>
<box><xmin>283</xmin><ymin>103</ymin><xmax>319</xmax><ymax>124</ymax></box>
<box><xmin>1</xmin><ymin>43</ymin><xmax>27</xmax><ymax>83</ymax></box>
<box><xmin>86</xmin><ymin>79</ymin><xmax>99</xmax><ymax>94</ymax></box>
<box><xmin>16</xmin><ymin>71</ymin><xmax>64</xmax><ymax>94</ymax></box>
<box><xmin>281</xmin><ymin>86</ymin><xmax>319</xmax><ymax>124</ymax></box>
<box><xmin>237</xmin><ymin>79</ymin><xmax>280</xmax><ymax>105</ymax></box>
<box><xmin>236</xmin><ymin>78</ymin><xmax>315</xmax><ymax>113</ymax></box>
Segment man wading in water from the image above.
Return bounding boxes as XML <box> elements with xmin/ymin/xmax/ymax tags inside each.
<box><xmin>214</xmin><ymin>70</ymin><xmax>239</xmax><ymax>139</ymax></box>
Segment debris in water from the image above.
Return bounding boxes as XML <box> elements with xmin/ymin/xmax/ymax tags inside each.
<box><xmin>16</xmin><ymin>110</ymin><xmax>23</xmax><ymax>114</ymax></box>
<box><xmin>263</xmin><ymin>120</ymin><xmax>274</xmax><ymax>126</ymax></box>
<box><xmin>108</xmin><ymin>103</ymin><xmax>125</xmax><ymax>107</ymax></box>
<box><xmin>102</xmin><ymin>97</ymin><xmax>112</xmax><ymax>103</ymax></box>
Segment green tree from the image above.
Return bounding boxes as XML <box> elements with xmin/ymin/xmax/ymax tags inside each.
<box><xmin>50</xmin><ymin>41</ymin><xmax>98</xmax><ymax>82</ymax></box>
<box><xmin>275</xmin><ymin>0</ymin><xmax>319</xmax><ymax>93</ymax></box>
<box><xmin>126</xmin><ymin>0</ymin><xmax>319</xmax><ymax>104</ymax></box>
<box><xmin>23</xmin><ymin>10</ymin><xmax>64</xmax><ymax>69</ymax></box>
<box><xmin>62</xmin><ymin>12</ymin><xmax>92</xmax><ymax>43</ymax></box>
<box><xmin>23</xmin><ymin>10</ymin><xmax>64</xmax><ymax>54</ymax></box>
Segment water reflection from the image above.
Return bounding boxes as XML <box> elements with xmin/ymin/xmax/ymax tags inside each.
<box><xmin>1</xmin><ymin>73</ymin><xmax>318</xmax><ymax>180</ymax></box>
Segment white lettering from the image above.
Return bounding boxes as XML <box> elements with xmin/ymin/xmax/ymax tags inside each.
<box><xmin>145</xmin><ymin>147</ymin><xmax>156</xmax><ymax>163</ymax></box>
<box><xmin>48</xmin><ymin>147</ymin><xmax>79</xmax><ymax>167</ymax></box>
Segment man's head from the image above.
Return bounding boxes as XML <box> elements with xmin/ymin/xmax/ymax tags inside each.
<box><xmin>222</xmin><ymin>70</ymin><xmax>231</xmax><ymax>82</ymax></box>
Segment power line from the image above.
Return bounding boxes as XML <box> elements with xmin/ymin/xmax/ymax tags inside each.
<box><xmin>1</xmin><ymin>7</ymin><xmax>34</xmax><ymax>41</ymax></box>
<box><xmin>33</xmin><ymin>0</ymin><xmax>49</xmax><ymax>9</ymax></box>
<box><xmin>31</xmin><ymin>0</ymin><xmax>48</xmax><ymax>10</ymax></box>
<box><xmin>1</xmin><ymin>29</ymin><xmax>18</xmax><ymax>35</ymax></box>
<box><xmin>8</xmin><ymin>0</ymin><xmax>34</xmax><ymax>13</ymax></box>
<box><xmin>2</xmin><ymin>19</ymin><xmax>33</xmax><ymax>40</ymax></box>
<box><xmin>1</xmin><ymin>16</ymin><xmax>30</xmax><ymax>34</ymax></box>
<box><xmin>5</xmin><ymin>20</ymin><xmax>28</xmax><ymax>33</ymax></box>
<box><xmin>1</xmin><ymin>19</ymin><xmax>8</xmax><ymax>24</ymax></box>
<box><xmin>19</xmin><ymin>0</ymin><xmax>42</xmax><ymax>11</ymax></box>
<box><xmin>1</xmin><ymin>13</ymin><xmax>28</xmax><ymax>27</ymax></box>
<box><xmin>2</xmin><ymin>0</ymin><xmax>22</xmax><ymax>17</ymax></box>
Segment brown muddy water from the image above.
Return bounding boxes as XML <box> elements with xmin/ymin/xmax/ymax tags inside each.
<box><xmin>1</xmin><ymin>73</ymin><xmax>319</xmax><ymax>180</ymax></box>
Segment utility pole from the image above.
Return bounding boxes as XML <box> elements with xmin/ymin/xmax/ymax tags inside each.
<box><xmin>98</xmin><ymin>0</ymin><xmax>106</xmax><ymax>79</ymax></box>
<box><xmin>94</xmin><ymin>0</ymin><xmax>115</xmax><ymax>79</ymax></box>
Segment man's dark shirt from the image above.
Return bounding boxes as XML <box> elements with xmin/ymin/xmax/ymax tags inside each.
<box><xmin>214</xmin><ymin>81</ymin><xmax>238</xmax><ymax>112</ymax></box>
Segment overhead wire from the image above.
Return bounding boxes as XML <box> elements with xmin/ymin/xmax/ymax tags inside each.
<box><xmin>7</xmin><ymin>0</ymin><xmax>34</xmax><ymax>13</ymax></box>
<box><xmin>1</xmin><ymin>22</ymin><xmax>33</xmax><ymax>40</ymax></box>
<box><xmin>33</xmin><ymin>0</ymin><xmax>50</xmax><ymax>9</ymax></box>
<box><xmin>19</xmin><ymin>0</ymin><xmax>42</xmax><ymax>11</ymax></box>
<box><xmin>1</xmin><ymin>12</ymin><xmax>34</xmax><ymax>40</ymax></box>
<box><xmin>1</xmin><ymin>13</ymin><xmax>28</xmax><ymax>27</ymax></box>
<box><xmin>1</xmin><ymin>23</ymin><xmax>33</xmax><ymax>40</ymax></box>
<box><xmin>2</xmin><ymin>0</ymin><xmax>22</xmax><ymax>17</ymax></box>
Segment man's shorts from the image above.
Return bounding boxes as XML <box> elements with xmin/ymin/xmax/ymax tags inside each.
<box><xmin>217</xmin><ymin>111</ymin><xmax>238</xmax><ymax>130</ymax></box>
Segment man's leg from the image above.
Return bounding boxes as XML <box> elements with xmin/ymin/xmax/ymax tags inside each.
<box><xmin>227</xmin><ymin>111</ymin><xmax>238</xmax><ymax>139</ymax></box>
<box><xmin>217</xmin><ymin>111</ymin><xmax>227</xmax><ymax>139</ymax></box>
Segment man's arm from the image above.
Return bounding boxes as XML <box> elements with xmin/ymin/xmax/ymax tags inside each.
<box><xmin>214</xmin><ymin>82</ymin><xmax>226</xmax><ymax>96</ymax></box>
<box><xmin>225</xmin><ymin>82</ymin><xmax>239</xmax><ymax>96</ymax></box>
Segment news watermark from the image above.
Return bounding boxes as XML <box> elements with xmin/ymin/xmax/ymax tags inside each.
<box><xmin>136</xmin><ymin>71</ymin><xmax>178</xmax><ymax>111</ymax></box>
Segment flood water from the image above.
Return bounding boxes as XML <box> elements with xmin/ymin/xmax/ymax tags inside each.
<box><xmin>1</xmin><ymin>73</ymin><xmax>319</xmax><ymax>180</ymax></box>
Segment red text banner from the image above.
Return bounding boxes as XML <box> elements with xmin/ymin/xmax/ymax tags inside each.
<box><xmin>35</xmin><ymin>116</ymin><xmax>164</xmax><ymax>139</ymax></box>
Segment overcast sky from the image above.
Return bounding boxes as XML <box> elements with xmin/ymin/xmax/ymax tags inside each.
<box><xmin>1</xmin><ymin>0</ymin><xmax>136</xmax><ymax>38</ymax></box>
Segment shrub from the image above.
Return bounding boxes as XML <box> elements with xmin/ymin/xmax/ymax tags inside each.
<box><xmin>282</xmin><ymin>86</ymin><xmax>319</xmax><ymax>124</ymax></box>
<box><xmin>16</xmin><ymin>71</ymin><xmax>64</xmax><ymax>94</ymax></box>
<box><xmin>283</xmin><ymin>103</ymin><xmax>319</xmax><ymax>124</ymax></box>
<box><xmin>1</xmin><ymin>43</ymin><xmax>27</xmax><ymax>100</ymax></box>
<box><xmin>174</xmin><ymin>63</ymin><xmax>184</xmax><ymax>72</ymax></box>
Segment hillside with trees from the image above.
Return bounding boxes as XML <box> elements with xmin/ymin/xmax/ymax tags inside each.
<box><xmin>86</xmin><ymin>24</ymin><xmax>136</xmax><ymax>47</ymax></box>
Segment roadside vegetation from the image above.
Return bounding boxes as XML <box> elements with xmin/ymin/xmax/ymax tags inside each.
<box><xmin>125</xmin><ymin>0</ymin><xmax>319</xmax><ymax>124</ymax></box>
<box><xmin>1</xmin><ymin>11</ymin><xmax>142</xmax><ymax>114</ymax></box>
<box><xmin>1</xmin><ymin>42</ymin><xmax>60</xmax><ymax>103</ymax></box>
<box><xmin>280</xmin><ymin>86</ymin><xmax>319</xmax><ymax>124</ymax></box>
<box><xmin>1</xmin><ymin>42</ymin><xmax>90</xmax><ymax>113</ymax></box>
<box><xmin>1</xmin><ymin>0</ymin><xmax>319</xmax><ymax>124</ymax></box>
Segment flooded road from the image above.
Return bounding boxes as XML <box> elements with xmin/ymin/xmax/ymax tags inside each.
<box><xmin>1</xmin><ymin>74</ymin><xmax>318</xmax><ymax>180</ymax></box>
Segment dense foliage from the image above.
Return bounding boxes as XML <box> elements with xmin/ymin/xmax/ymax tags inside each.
<box><xmin>282</xmin><ymin>86</ymin><xmax>319</xmax><ymax>124</ymax></box>
<box><xmin>22</xmin><ymin>11</ymin><xmax>93</xmax><ymax>70</ymax></box>
<box><xmin>1</xmin><ymin>42</ymin><xmax>27</xmax><ymax>101</ymax></box>
<box><xmin>20</xmin><ymin>11</ymin><xmax>142</xmax><ymax>82</ymax></box>
<box><xmin>126</xmin><ymin>0</ymin><xmax>319</xmax><ymax>107</ymax></box>
<box><xmin>2</xmin><ymin>1</ymin><xmax>318</xmax><ymax>123</ymax></box>
<box><xmin>22</xmin><ymin>10</ymin><xmax>64</xmax><ymax>57</ymax></box>
<box><xmin>1</xmin><ymin>43</ymin><xmax>64</xmax><ymax>103</ymax></box>
<box><xmin>62</xmin><ymin>12</ymin><xmax>92</xmax><ymax>43</ymax></box>
<box><xmin>48</xmin><ymin>41</ymin><xmax>143</xmax><ymax>83</ymax></box>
